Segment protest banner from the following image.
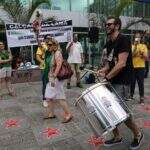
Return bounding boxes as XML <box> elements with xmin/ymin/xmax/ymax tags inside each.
<box><xmin>5</xmin><ymin>20</ymin><xmax>73</xmax><ymax>48</ymax></box>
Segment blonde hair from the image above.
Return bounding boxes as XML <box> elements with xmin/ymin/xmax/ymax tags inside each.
<box><xmin>51</xmin><ymin>38</ymin><xmax>62</xmax><ymax>52</ymax></box>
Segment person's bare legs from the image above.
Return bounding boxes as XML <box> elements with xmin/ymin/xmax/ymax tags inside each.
<box><xmin>124</xmin><ymin>116</ymin><xmax>140</xmax><ymax>138</ymax></box>
<box><xmin>112</xmin><ymin>116</ymin><xmax>140</xmax><ymax>140</ymax></box>
<box><xmin>45</xmin><ymin>99</ymin><xmax>55</xmax><ymax>117</ymax></box>
<box><xmin>59</xmin><ymin>99</ymin><xmax>71</xmax><ymax>114</ymax></box>
<box><xmin>59</xmin><ymin>99</ymin><xmax>72</xmax><ymax>122</ymax></box>
<box><xmin>5</xmin><ymin>77</ymin><xmax>16</xmax><ymax>96</ymax></box>
<box><xmin>0</xmin><ymin>78</ymin><xmax>6</xmax><ymax>98</ymax></box>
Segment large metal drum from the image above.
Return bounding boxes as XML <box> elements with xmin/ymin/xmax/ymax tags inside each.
<box><xmin>75</xmin><ymin>82</ymin><xmax>131</xmax><ymax>136</ymax></box>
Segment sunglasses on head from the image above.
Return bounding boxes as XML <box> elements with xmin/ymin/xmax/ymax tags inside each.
<box><xmin>105</xmin><ymin>23</ymin><xmax>114</xmax><ymax>27</ymax></box>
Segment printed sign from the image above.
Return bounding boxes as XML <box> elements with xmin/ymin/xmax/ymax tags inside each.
<box><xmin>5</xmin><ymin>20</ymin><xmax>73</xmax><ymax>48</ymax></box>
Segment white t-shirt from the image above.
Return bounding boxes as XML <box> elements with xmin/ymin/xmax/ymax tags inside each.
<box><xmin>66</xmin><ymin>41</ymin><xmax>83</xmax><ymax>64</ymax></box>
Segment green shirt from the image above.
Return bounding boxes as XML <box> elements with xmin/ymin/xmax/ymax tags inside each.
<box><xmin>43</xmin><ymin>51</ymin><xmax>52</xmax><ymax>83</ymax></box>
<box><xmin>0</xmin><ymin>50</ymin><xmax>11</xmax><ymax>68</ymax></box>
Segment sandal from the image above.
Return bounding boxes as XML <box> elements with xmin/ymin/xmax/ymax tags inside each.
<box><xmin>62</xmin><ymin>114</ymin><xmax>73</xmax><ymax>123</ymax></box>
<box><xmin>43</xmin><ymin>115</ymin><xmax>56</xmax><ymax>120</ymax></box>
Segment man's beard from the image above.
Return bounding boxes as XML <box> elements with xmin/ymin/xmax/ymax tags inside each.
<box><xmin>106</xmin><ymin>28</ymin><xmax>115</xmax><ymax>35</ymax></box>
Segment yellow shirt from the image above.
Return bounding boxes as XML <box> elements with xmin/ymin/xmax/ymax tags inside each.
<box><xmin>132</xmin><ymin>43</ymin><xmax>148</xmax><ymax>68</ymax></box>
<box><xmin>36</xmin><ymin>42</ymin><xmax>47</xmax><ymax>69</ymax></box>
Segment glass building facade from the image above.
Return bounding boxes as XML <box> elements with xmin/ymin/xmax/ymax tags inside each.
<box><xmin>22</xmin><ymin>0</ymin><xmax>150</xmax><ymax>67</ymax></box>
<box><xmin>40</xmin><ymin>0</ymin><xmax>94</xmax><ymax>12</ymax></box>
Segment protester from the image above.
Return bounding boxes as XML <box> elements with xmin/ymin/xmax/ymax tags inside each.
<box><xmin>66</xmin><ymin>34</ymin><xmax>84</xmax><ymax>89</ymax></box>
<box><xmin>44</xmin><ymin>38</ymin><xmax>72</xmax><ymax>123</ymax></box>
<box><xmin>0</xmin><ymin>41</ymin><xmax>15</xmax><ymax>98</ymax></box>
<box><xmin>32</xmin><ymin>10</ymin><xmax>43</xmax><ymax>41</ymax></box>
<box><xmin>36</xmin><ymin>35</ymin><xmax>52</xmax><ymax>107</ymax></box>
<box><xmin>130</xmin><ymin>34</ymin><xmax>148</xmax><ymax>104</ymax></box>
<box><xmin>97</xmin><ymin>17</ymin><xmax>143</xmax><ymax>149</ymax></box>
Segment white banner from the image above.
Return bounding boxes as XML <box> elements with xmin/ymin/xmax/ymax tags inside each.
<box><xmin>5</xmin><ymin>20</ymin><xmax>73</xmax><ymax>48</ymax></box>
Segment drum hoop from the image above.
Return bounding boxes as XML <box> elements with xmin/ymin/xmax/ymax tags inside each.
<box><xmin>75</xmin><ymin>82</ymin><xmax>108</xmax><ymax>105</ymax></box>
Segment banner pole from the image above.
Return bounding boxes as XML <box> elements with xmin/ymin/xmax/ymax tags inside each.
<box><xmin>31</xmin><ymin>45</ymin><xmax>35</xmax><ymax>64</ymax></box>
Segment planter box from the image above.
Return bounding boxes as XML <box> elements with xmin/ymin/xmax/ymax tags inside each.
<box><xmin>12</xmin><ymin>68</ymin><xmax>41</xmax><ymax>83</ymax></box>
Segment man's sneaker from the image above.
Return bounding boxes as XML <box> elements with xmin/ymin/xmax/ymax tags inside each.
<box><xmin>127</xmin><ymin>96</ymin><xmax>134</xmax><ymax>101</ymax></box>
<box><xmin>130</xmin><ymin>132</ymin><xmax>144</xmax><ymax>150</ymax></box>
<box><xmin>139</xmin><ymin>98</ymin><xmax>144</xmax><ymax>105</ymax></box>
<box><xmin>104</xmin><ymin>138</ymin><xmax>123</xmax><ymax>146</ymax></box>
<box><xmin>76</xmin><ymin>82</ymin><xmax>83</xmax><ymax>88</ymax></box>
<box><xmin>43</xmin><ymin>101</ymin><xmax>48</xmax><ymax>107</ymax></box>
<box><xmin>67</xmin><ymin>83</ymin><xmax>71</xmax><ymax>89</ymax></box>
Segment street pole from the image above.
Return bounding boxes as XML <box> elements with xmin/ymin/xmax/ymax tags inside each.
<box><xmin>87</xmin><ymin>0</ymin><xmax>91</xmax><ymax>66</ymax></box>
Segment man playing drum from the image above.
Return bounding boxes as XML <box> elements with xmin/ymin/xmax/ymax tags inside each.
<box><xmin>97</xmin><ymin>16</ymin><xmax>143</xmax><ymax>150</ymax></box>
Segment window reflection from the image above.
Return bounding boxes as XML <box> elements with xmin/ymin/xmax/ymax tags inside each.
<box><xmin>51</xmin><ymin>0</ymin><xmax>70</xmax><ymax>11</ymax></box>
<box><xmin>70</xmin><ymin>0</ymin><xmax>88</xmax><ymax>12</ymax></box>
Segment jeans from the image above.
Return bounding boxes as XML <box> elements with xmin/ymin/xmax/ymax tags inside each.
<box><xmin>41</xmin><ymin>70</ymin><xmax>48</xmax><ymax>100</ymax></box>
<box><xmin>145</xmin><ymin>61</ymin><xmax>149</xmax><ymax>78</ymax></box>
<box><xmin>130</xmin><ymin>68</ymin><xmax>145</xmax><ymax>98</ymax></box>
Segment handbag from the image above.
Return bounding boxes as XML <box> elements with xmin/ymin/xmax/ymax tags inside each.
<box><xmin>53</xmin><ymin>52</ymin><xmax>73</xmax><ymax>80</ymax></box>
<box><xmin>57</xmin><ymin>60</ymin><xmax>73</xmax><ymax>80</ymax></box>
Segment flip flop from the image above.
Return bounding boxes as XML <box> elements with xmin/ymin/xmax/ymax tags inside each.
<box><xmin>43</xmin><ymin>115</ymin><xmax>56</xmax><ymax>120</ymax></box>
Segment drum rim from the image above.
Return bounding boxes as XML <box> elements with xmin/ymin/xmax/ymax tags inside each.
<box><xmin>82</xmin><ymin>82</ymin><xmax>108</xmax><ymax>97</ymax></box>
<box><xmin>75</xmin><ymin>82</ymin><xmax>108</xmax><ymax>105</ymax></box>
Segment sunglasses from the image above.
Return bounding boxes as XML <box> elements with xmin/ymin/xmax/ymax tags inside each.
<box><xmin>105</xmin><ymin>23</ymin><xmax>114</xmax><ymax>27</ymax></box>
<box><xmin>47</xmin><ymin>43</ymin><xmax>53</xmax><ymax>46</ymax></box>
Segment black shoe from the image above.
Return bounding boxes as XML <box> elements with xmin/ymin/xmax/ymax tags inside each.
<box><xmin>130</xmin><ymin>132</ymin><xmax>144</xmax><ymax>150</ymax></box>
<box><xmin>104</xmin><ymin>138</ymin><xmax>122</xmax><ymax>146</ymax></box>
<box><xmin>76</xmin><ymin>82</ymin><xmax>83</xmax><ymax>88</ymax></box>
<box><xmin>67</xmin><ymin>83</ymin><xmax>71</xmax><ymax>89</ymax></box>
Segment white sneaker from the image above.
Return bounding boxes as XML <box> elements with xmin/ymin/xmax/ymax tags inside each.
<box><xmin>43</xmin><ymin>101</ymin><xmax>48</xmax><ymax>107</ymax></box>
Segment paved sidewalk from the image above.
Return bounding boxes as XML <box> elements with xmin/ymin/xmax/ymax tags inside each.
<box><xmin>0</xmin><ymin>77</ymin><xmax>150</xmax><ymax>150</ymax></box>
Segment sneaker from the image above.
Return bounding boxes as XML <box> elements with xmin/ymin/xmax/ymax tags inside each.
<box><xmin>127</xmin><ymin>96</ymin><xmax>134</xmax><ymax>101</ymax></box>
<box><xmin>130</xmin><ymin>132</ymin><xmax>144</xmax><ymax>150</ymax></box>
<box><xmin>76</xmin><ymin>82</ymin><xmax>83</xmax><ymax>88</ymax></box>
<box><xmin>104</xmin><ymin>138</ymin><xmax>123</xmax><ymax>146</ymax></box>
<box><xmin>139</xmin><ymin>98</ymin><xmax>144</xmax><ymax>105</ymax></box>
<box><xmin>43</xmin><ymin>101</ymin><xmax>48</xmax><ymax>107</ymax></box>
<box><xmin>67</xmin><ymin>83</ymin><xmax>71</xmax><ymax>89</ymax></box>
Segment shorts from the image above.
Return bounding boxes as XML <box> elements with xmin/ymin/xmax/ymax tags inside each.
<box><xmin>112</xmin><ymin>84</ymin><xmax>132</xmax><ymax>113</ymax></box>
<box><xmin>0</xmin><ymin>67</ymin><xmax>12</xmax><ymax>78</ymax></box>
<box><xmin>45</xmin><ymin>79</ymin><xmax>66</xmax><ymax>100</ymax></box>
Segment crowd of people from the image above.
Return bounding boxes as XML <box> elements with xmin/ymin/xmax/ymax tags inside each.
<box><xmin>0</xmin><ymin>16</ymin><xmax>150</xmax><ymax>149</ymax></box>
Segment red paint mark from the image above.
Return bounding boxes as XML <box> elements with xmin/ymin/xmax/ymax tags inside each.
<box><xmin>141</xmin><ymin>105</ymin><xmax>150</xmax><ymax>112</ymax></box>
<box><xmin>144</xmin><ymin>96</ymin><xmax>149</xmax><ymax>100</ymax></box>
<box><xmin>42</xmin><ymin>128</ymin><xmax>60</xmax><ymax>138</ymax></box>
<box><xmin>4</xmin><ymin>119</ymin><xmax>19</xmax><ymax>128</ymax></box>
<box><xmin>143</xmin><ymin>122</ymin><xmax>150</xmax><ymax>128</ymax></box>
<box><xmin>88</xmin><ymin>135</ymin><xmax>104</xmax><ymax>146</ymax></box>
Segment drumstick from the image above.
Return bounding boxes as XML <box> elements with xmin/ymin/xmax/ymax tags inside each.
<box><xmin>83</xmin><ymin>68</ymin><xmax>97</xmax><ymax>74</ymax></box>
<box><xmin>83</xmin><ymin>68</ymin><xmax>102</xmax><ymax>82</ymax></box>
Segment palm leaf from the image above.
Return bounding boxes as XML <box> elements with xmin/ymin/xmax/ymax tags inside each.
<box><xmin>111</xmin><ymin>0</ymin><xmax>133</xmax><ymax>17</ymax></box>
<box><xmin>0</xmin><ymin>0</ymin><xmax>51</xmax><ymax>23</ymax></box>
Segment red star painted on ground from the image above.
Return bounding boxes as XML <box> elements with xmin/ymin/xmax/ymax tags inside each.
<box><xmin>88</xmin><ymin>135</ymin><xmax>104</xmax><ymax>146</ymax></box>
<box><xmin>144</xmin><ymin>96</ymin><xmax>149</xmax><ymax>100</ymax></box>
<box><xmin>141</xmin><ymin>105</ymin><xmax>150</xmax><ymax>112</ymax></box>
<box><xmin>143</xmin><ymin>122</ymin><xmax>150</xmax><ymax>128</ymax></box>
<box><xmin>4</xmin><ymin>119</ymin><xmax>19</xmax><ymax>128</ymax></box>
<box><xmin>42</xmin><ymin>128</ymin><xmax>60</xmax><ymax>138</ymax></box>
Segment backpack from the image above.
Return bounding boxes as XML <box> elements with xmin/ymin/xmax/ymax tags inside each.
<box><xmin>85</xmin><ymin>72</ymin><xmax>95</xmax><ymax>84</ymax></box>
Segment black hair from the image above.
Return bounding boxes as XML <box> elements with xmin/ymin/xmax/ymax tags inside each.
<box><xmin>107</xmin><ymin>16</ymin><xmax>122</xmax><ymax>30</ymax></box>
